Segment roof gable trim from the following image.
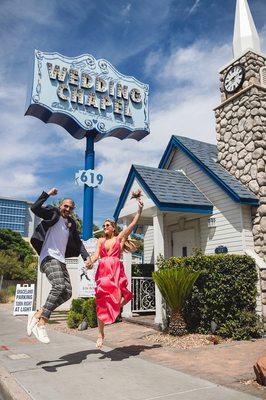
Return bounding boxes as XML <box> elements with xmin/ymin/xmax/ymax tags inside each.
<box><xmin>159</xmin><ymin>136</ymin><xmax>258</xmax><ymax>206</ymax></box>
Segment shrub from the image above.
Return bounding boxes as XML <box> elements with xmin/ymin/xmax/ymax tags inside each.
<box><xmin>157</xmin><ymin>253</ymin><xmax>262</xmax><ymax>340</ymax></box>
<box><xmin>132</xmin><ymin>263</ymin><xmax>154</xmax><ymax>277</ymax></box>
<box><xmin>7</xmin><ymin>285</ymin><xmax>16</xmax><ymax>297</ymax></box>
<box><xmin>67</xmin><ymin>297</ymin><xmax>97</xmax><ymax>329</ymax></box>
<box><xmin>0</xmin><ymin>288</ymin><xmax>10</xmax><ymax>303</ymax></box>
<box><xmin>153</xmin><ymin>267</ymin><xmax>201</xmax><ymax>336</ymax></box>
<box><xmin>67</xmin><ymin>310</ymin><xmax>83</xmax><ymax>329</ymax></box>
<box><xmin>0</xmin><ymin>285</ymin><xmax>16</xmax><ymax>303</ymax></box>
<box><xmin>71</xmin><ymin>298</ymin><xmax>85</xmax><ymax>314</ymax></box>
<box><xmin>83</xmin><ymin>298</ymin><xmax>97</xmax><ymax>328</ymax></box>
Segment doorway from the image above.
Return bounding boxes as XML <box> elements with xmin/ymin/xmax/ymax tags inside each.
<box><xmin>172</xmin><ymin>229</ymin><xmax>195</xmax><ymax>257</ymax></box>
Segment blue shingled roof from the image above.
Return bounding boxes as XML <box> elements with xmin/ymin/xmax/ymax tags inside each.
<box><xmin>159</xmin><ymin>135</ymin><xmax>258</xmax><ymax>205</ymax></box>
<box><xmin>113</xmin><ymin>164</ymin><xmax>213</xmax><ymax>221</ymax></box>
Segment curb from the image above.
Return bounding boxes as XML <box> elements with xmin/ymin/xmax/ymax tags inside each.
<box><xmin>0</xmin><ymin>366</ymin><xmax>31</xmax><ymax>400</ymax></box>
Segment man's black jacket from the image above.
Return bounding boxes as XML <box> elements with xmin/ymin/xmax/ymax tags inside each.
<box><xmin>30</xmin><ymin>191</ymin><xmax>89</xmax><ymax>260</ymax></box>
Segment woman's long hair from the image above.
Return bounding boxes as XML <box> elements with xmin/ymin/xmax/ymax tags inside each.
<box><xmin>104</xmin><ymin>219</ymin><xmax>140</xmax><ymax>253</ymax></box>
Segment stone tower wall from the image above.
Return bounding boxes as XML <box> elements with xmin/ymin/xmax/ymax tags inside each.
<box><xmin>215</xmin><ymin>51</ymin><xmax>266</xmax><ymax>261</ymax></box>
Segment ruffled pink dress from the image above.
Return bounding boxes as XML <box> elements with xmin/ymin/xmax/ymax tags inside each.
<box><xmin>95</xmin><ymin>237</ymin><xmax>133</xmax><ymax>324</ymax></box>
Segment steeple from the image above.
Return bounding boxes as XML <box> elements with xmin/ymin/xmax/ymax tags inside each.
<box><xmin>233</xmin><ymin>0</ymin><xmax>261</xmax><ymax>58</ymax></box>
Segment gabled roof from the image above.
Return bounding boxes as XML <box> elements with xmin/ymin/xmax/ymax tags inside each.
<box><xmin>113</xmin><ymin>164</ymin><xmax>213</xmax><ymax>221</ymax></box>
<box><xmin>159</xmin><ymin>135</ymin><xmax>258</xmax><ymax>206</ymax></box>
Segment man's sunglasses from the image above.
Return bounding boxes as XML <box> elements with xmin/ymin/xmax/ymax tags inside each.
<box><xmin>63</xmin><ymin>205</ymin><xmax>75</xmax><ymax>211</ymax></box>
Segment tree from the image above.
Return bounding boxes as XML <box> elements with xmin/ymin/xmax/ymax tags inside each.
<box><xmin>0</xmin><ymin>229</ymin><xmax>37</xmax><ymax>285</ymax></box>
<box><xmin>0</xmin><ymin>229</ymin><xmax>35</xmax><ymax>261</ymax></box>
<box><xmin>152</xmin><ymin>267</ymin><xmax>201</xmax><ymax>336</ymax></box>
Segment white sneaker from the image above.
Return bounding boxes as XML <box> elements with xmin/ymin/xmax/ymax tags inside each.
<box><xmin>32</xmin><ymin>324</ymin><xmax>50</xmax><ymax>344</ymax></box>
<box><xmin>27</xmin><ymin>311</ymin><xmax>39</xmax><ymax>336</ymax></box>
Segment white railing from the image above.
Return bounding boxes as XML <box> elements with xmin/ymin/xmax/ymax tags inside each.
<box><xmin>131</xmin><ymin>277</ymin><xmax>155</xmax><ymax>313</ymax></box>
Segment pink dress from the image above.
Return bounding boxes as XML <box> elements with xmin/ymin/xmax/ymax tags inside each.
<box><xmin>95</xmin><ymin>237</ymin><xmax>133</xmax><ymax>324</ymax></box>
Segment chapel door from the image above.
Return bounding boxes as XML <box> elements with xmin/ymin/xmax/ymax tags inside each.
<box><xmin>172</xmin><ymin>229</ymin><xmax>195</xmax><ymax>257</ymax></box>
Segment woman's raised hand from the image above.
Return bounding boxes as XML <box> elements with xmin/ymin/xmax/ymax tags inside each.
<box><xmin>138</xmin><ymin>198</ymin><xmax>143</xmax><ymax>211</ymax></box>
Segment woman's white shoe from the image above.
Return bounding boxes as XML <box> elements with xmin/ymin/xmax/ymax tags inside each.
<box><xmin>32</xmin><ymin>324</ymin><xmax>50</xmax><ymax>344</ymax></box>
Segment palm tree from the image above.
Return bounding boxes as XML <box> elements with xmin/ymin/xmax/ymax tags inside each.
<box><xmin>153</xmin><ymin>267</ymin><xmax>201</xmax><ymax>336</ymax></box>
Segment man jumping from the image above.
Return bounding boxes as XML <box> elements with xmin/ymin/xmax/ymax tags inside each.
<box><xmin>27</xmin><ymin>188</ymin><xmax>91</xmax><ymax>343</ymax></box>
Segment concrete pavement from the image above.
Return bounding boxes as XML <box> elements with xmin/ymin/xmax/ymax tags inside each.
<box><xmin>0</xmin><ymin>305</ymin><xmax>263</xmax><ymax>400</ymax></box>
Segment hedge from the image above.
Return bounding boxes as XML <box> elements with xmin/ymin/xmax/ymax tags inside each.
<box><xmin>67</xmin><ymin>298</ymin><xmax>97</xmax><ymax>329</ymax></box>
<box><xmin>157</xmin><ymin>252</ymin><xmax>263</xmax><ymax>340</ymax></box>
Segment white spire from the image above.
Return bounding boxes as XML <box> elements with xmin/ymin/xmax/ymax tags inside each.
<box><xmin>233</xmin><ymin>0</ymin><xmax>261</xmax><ymax>58</ymax></box>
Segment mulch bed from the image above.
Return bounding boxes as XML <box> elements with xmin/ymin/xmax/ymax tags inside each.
<box><xmin>145</xmin><ymin>332</ymin><xmax>231</xmax><ymax>349</ymax></box>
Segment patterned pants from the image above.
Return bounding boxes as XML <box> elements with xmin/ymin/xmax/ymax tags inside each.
<box><xmin>40</xmin><ymin>257</ymin><xmax>72</xmax><ymax>319</ymax></box>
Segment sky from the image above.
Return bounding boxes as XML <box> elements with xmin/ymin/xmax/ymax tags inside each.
<box><xmin>0</xmin><ymin>0</ymin><xmax>266</xmax><ymax>228</ymax></box>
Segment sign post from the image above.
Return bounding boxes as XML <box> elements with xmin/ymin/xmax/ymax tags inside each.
<box><xmin>83</xmin><ymin>135</ymin><xmax>95</xmax><ymax>239</ymax></box>
<box><xmin>25</xmin><ymin>50</ymin><xmax>149</xmax><ymax>239</ymax></box>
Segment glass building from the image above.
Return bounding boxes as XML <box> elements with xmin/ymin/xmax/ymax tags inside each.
<box><xmin>0</xmin><ymin>198</ymin><xmax>39</xmax><ymax>238</ymax></box>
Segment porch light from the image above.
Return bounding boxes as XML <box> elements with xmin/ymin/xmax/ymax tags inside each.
<box><xmin>208</xmin><ymin>217</ymin><xmax>216</xmax><ymax>228</ymax></box>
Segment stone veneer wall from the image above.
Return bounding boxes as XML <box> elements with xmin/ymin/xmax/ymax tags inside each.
<box><xmin>216</xmin><ymin>85</ymin><xmax>266</xmax><ymax>260</ymax></box>
<box><xmin>215</xmin><ymin>51</ymin><xmax>266</xmax><ymax>265</ymax></box>
<box><xmin>219</xmin><ymin>51</ymin><xmax>266</xmax><ymax>103</ymax></box>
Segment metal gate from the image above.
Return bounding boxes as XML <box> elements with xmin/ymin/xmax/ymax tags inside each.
<box><xmin>131</xmin><ymin>277</ymin><xmax>155</xmax><ymax>313</ymax></box>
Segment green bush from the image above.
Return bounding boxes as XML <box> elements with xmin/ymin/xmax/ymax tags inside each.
<box><xmin>0</xmin><ymin>288</ymin><xmax>10</xmax><ymax>303</ymax></box>
<box><xmin>67</xmin><ymin>310</ymin><xmax>83</xmax><ymax>329</ymax></box>
<box><xmin>67</xmin><ymin>297</ymin><xmax>97</xmax><ymax>329</ymax></box>
<box><xmin>132</xmin><ymin>264</ymin><xmax>154</xmax><ymax>277</ymax></box>
<box><xmin>0</xmin><ymin>286</ymin><xmax>16</xmax><ymax>303</ymax></box>
<box><xmin>218</xmin><ymin>310</ymin><xmax>263</xmax><ymax>340</ymax></box>
<box><xmin>83</xmin><ymin>298</ymin><xmax>97</xmax><ymax>328</ymax></box>
<box><xmin>7</xmin><ymin>285</ymin><xmax>16</xmax><ymax>296</ymax></box>
<box><xmin>0</xmin><ymin>229</ymin><xmax>38</xmax><ymax>282</ymax></box>
<box><xmin>71</xmin><ymin>298</ymin><xmax>85</xmax><ymax>314</ymax></box>
<box><xmin>157</xmin><ymin>253</ymin><xmax>262</xmax><ymax>340</ymax></box>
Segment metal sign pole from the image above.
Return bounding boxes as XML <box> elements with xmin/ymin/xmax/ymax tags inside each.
<box><xmin>82</xmin><ymin>135</ymin><xmax>95</xmax><ymax>240</ymax></box>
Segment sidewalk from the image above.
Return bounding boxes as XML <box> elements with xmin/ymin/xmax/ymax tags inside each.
<box><xmin>0</xmin><ymin>304</ymin><xmax>265</xmax><ymax>400</ymax></box>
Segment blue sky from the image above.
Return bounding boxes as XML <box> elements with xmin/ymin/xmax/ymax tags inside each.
<box><xmin>0</xmin><ymin>0</ymin><xmax>265</xmax><ymax>229</ymax></box>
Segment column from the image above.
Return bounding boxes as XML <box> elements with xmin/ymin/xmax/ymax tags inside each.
<box><xmin>35</xmin><ymin>262</ymin><xmax>43</xmax><ymax>310</ymax></box>
<box><xmin>121</xmin><ymin>218</ymin><xmax>132</xmax><ymax>318</ymax></box>
<box><xmin>153</xmin><ymin>212</ymin><xmax>166</xmax><ymax>328</ymax></box>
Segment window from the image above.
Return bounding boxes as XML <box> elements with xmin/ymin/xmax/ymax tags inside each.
<box><xmin>182</xmin><ymin>246</ymin><xmax>188</xmax><ymax>257</ymax></box>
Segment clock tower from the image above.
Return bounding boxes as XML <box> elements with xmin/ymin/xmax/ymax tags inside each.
<box><xmin>215</xmin><ymin>0</ymin><xmax>266</xmax><ymax>261</ymax></box>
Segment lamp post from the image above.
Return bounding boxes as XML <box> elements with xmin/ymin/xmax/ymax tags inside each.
<box><xmin>83</xmin><ymin>135</ymin><xmax>95</xmax><ymax>240</ymax></box>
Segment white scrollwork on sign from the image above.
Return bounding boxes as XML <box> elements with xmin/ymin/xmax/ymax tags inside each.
<box><xmin>86</xmin><ymin>56</ymin><xmax>96</xmax><ymax>69</ymax></box>
<box><xmin>98</xmin><ymin>60</ymin><xmax>109</xmax><ymax>73</ymax></box>
<box><xmin>85</xmin><ymin>119</ymin><xmax>93</xmax><ymax>128</ymax></box>
<box><xmin>97</xmin><ymin>122</ymin><xmax>106</xmax><ymax>132</ymax></box>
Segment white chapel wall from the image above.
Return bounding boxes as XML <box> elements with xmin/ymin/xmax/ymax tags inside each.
<box><xmin>118</xmin><ymin>178</ymin><xmax>154</xmax><ymax>219</ymax></box>
<box><xmin>143</xmin><ymin>225</ymin><xmax>154</xmax><ymax>263</ymax></box>
<box><xmin>168</xmin><ymin>149</ymin><xmax>251</xmax><ymax>255</ymax></box>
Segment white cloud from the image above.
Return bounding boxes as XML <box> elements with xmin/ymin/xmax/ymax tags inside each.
<box><xmin>0</xmin><ymin>34</ymin><xmax>249</xmax><ymax>203</ymax></box>
<box><xmin>121</xmin><ymin>3</ymin><xmax>132</xmax><ymax>16</ymax></box>
<box><xmin>187</xmin><ymin>0</ymin><xmax>201</xmax><ymax>16</ymax></box>
<box><xmin>90</xmin><ymin>40</ymin><xmax>233</xmax><ymax>196</ymax></box>
<box><xmin>1</xmin><ymin>2</ymin><xmax>265</xmax><ymax>214</ymax></box>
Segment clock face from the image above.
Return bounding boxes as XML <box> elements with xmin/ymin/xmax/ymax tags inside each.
<box><xmin>224</xmin><ymin>65</ymin><xmax>245</xmax><ymax>94</ymax></box>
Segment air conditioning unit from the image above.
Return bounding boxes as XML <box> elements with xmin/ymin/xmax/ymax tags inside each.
<box><xmin>260</xmin><ymin>66</ymin><xmax>266</xmax><ymax>88</ymax></box>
